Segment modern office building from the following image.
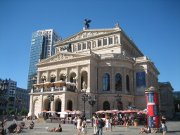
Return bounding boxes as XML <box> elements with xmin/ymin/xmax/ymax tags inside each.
<box><xmin>28</xmin><ymin>24</ymin><xmax>160</xmax><ymax>118</ymax></box>
<box><xmin>27</xmin><ymin>29</ymin><xmax>61</xmax><ymax>91</ymax></box>
<box><xmin>0</xmin><ymin>78</ymin><xmax>28</xmax><ymax>115</ymax></box>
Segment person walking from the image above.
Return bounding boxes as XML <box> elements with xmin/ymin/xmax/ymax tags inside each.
<box><xmin>161</xmin><ymin>121</ymin><xmax>167</xmax><ymax>135</ymax></box>
<box><xmin>97</xmin><ymin>115</ymin><xmax>105</xmax><ymax>135</ymax></box>
<box><xmin>81</xmin><ymin>117</ymin><xmax>87</xmax><ymax>135</ymax></box>
<box><xmin>93</xmin><ymin>116</ymin><xmax>98</xmax><ymax>135</ymax></box>
<box><xmin>76</xmin><ymin>116</ymin><xmax>82</xmax><ymax>135</ymax></box>
<box><xmin>105</xmin><ymin>117</ymin><xmax>110</xmax><ymax>131</ymax></box>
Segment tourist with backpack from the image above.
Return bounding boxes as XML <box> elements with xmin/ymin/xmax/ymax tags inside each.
<box><xmin>97</xmin><ymin>115</ymin><xmax>105</xmax><ymax>135</ymax></box>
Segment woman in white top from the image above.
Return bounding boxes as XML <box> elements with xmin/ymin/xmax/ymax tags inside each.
<box><xmin>105</xmin><ymin>118</ymin><xmax>110</xmax><ymax>131</ymax></box>
<box><xmin>76</xmin><ymin>116</ymin><xmax>82</xmax><ymax>135</ymax></box>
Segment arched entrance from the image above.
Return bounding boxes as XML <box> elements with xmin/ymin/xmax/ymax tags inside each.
<box><xmin>43</xmin><ymin>99</ymin><xmax>50</xmax><ymax>111</ymax></box>
<box><xmin>103</xmin><ymin>101</ymin><xmax>110</xmax><ymax>110</ymax></box>
<box><xmin>67</xmin><ymin>100</ymin><xmax>73</xmax><ymax>111</ymax></box>
<box><xmin>33</xmin><ymin>99</ymin><xmax>40</xmax><ymax>117</ymax></box>
<box><xmin>55</xmin><ymin>99</ymin><xmax>62</xmax><ymax>112</ymax></box>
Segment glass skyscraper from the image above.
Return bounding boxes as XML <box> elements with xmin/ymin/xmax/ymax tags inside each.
<box><xmin>27</xmin><ymin>29</ymin><xmax>60</xmax><ymax>90</ymax></box>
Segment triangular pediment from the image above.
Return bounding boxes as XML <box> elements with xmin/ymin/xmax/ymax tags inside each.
<box><xmin>38</xmin><ymin>52</ymin><xmax>91</xmax><ymax>65</ymax></box>
<box><xmin>58</xmin><ymin>28</ymin><xmax>120</xmax><ymax>45</ymax></box>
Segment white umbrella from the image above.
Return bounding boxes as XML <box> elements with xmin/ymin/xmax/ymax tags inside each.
<box><xmin>72</xmin><ymin>110</ymin><xmax>82</xmax><ymax>114</ymax></box>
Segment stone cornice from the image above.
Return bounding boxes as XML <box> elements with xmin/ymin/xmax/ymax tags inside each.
<box><xmin>37</xmin><ymin>52</ymin><xmax>100</xmax><ymax>67</ymax></box>
<box><xmin>135</xmin><ymin>57</ymin><xmax>159</xmax><ymax>75</ymax></box>
<box><xmin>55</xmin><ymin>28</ymin><xmax>121</xmax><ymax>46</ymax></box>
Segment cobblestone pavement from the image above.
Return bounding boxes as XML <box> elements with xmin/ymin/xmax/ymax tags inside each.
<box><xmin>4</xmin><ymin>120</ymin><xmax>180</xmax><ymax>135</ymax></box>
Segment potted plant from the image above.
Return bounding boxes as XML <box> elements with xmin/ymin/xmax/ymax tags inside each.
<box><xmin>134</xmin><ymin>118</ymin><xmax>139</xmax><ymax>126</ymax></box>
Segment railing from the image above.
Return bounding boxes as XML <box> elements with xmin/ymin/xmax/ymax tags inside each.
<box><xmin>32</xmin><ymin>86</ymin><xmax>76</xmax><ymax>93</ymax></box>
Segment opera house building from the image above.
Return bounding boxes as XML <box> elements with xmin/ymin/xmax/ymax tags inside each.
<box><xmin>28</xmin><ymin>24</ymin><xmax>159</xmax><ymax>118</ymax></box>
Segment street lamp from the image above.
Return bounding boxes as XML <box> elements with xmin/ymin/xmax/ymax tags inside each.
<box><xmin>48</xmin><ymin>94</ymin><xmax>54</xmax><ymax>111</ymax></box>
<box><xmin>115</xmin><ymin>94</ymin><xmax>122</xmax><ymax>110</ymax></box>
<box><xmin>81</xmin><ymin>92</ymin><xmax>89</xmax><ymax>117</ymax></box>
<box><xmin>88</xmin><ymin>95</ymin><xmax>96</xmax><ymax>127</ymax></box>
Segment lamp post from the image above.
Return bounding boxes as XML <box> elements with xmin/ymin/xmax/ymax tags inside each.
<box><xmin>48</xmin><ymin>94</ymin><xmax>54</xmax><ymax>111</ymax></box>
<box><xmin>88</xmin><ymin>95</ymin><xmax>96</xmax><ymax>127</ymax></box>
<box><xmin>81</xmin><ymin>92</ymin><xmax>89</xmax><ymax>117</ymax></box>
<box><xmin>115</xmin><ymin>94</ymin><xmax>122</xmax><ymax>110</ymax></box>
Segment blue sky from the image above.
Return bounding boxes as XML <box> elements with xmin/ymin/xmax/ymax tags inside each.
<box><xmin>0</xmin><ymin>0</ymin><xmax>180</xmax><ymax>91</ymax></box>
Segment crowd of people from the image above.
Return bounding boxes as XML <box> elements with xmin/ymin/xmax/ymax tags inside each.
<box><xmin>73</xmin><ymin>114</ymin><xmax>106</xmax><ymax>135</ymax></box>
<box><xmin>0</xmin><ymin>117</ymin><xmax>35</xmax><ymax>134</ymax></box>
<box><xmin>0</xmin><ymin>114</ymin><xmax>168</xmax><ymax>135</ymax></box>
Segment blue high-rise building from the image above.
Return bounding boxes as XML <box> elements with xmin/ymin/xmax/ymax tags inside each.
<box><xmin>27</xmin><ymin>29</ymin><xmax>60</xmax><ymax>90</ymax></box>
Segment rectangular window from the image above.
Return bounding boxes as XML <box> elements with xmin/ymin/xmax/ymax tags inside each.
<box><xmin>103</xmin><ymin>38</ymin><xmax>107</xmax><ymax>46</ymax></box>
<box><xmin>78</xmin><ymin>43</ymin><xmax>81</xmax><ymax>50</ymax></box>
<box><xmin>87</xmin><ymin>41</ymin><xmax>91</xmax><ymax>49</ymax></box>
<box><xmin>109</xmin><ymin>37</ymin><xmax>113</xmax><ymax>44</ymax></box>
<box><xmin>92</xmin><ymin>41</ymin><xmax>96</xmax><ymax>48</ymax></box>
<box><xmin>98</xmin><ymin>39</ymin><xmax>102</xmax><ymax>47</ymax></box>
<box><xmin>82</xmin><ymin>42</ymin><xmax>86</xmax><ymax>49</ymax></box>
<box><xmin>114</xmin><ymin>36</ymin><xmax>119</xmax><ymax>44</ymax></box>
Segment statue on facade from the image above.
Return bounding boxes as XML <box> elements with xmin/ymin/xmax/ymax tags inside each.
<box><xmin>82</xmin><ymin>81</ymin><xmax>87</xmax><ymax>89</ymax></box>
<box><xmin>84</xmin><ymin>19</ymin><xmax>91</xmax><ymax>29</ymax></box>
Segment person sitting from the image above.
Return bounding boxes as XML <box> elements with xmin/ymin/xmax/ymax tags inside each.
<box><xmin>139</xmin><ymin>125</ymin><xmax>149</xmax><ymax>134</ymax></box>
<box><xmin>47</xmin><ymin>124</ymin><xmax>62</xmax><ymax>132</ymax></box>
<box><xmin>8</xmin><ymin>123</ymin><xmax>17</xmax><ymax>133</ymax></box>
<box><xmin>29</xmin><ymin>121</ymin><xmax>34</xmax><ymax>129</ymax></box>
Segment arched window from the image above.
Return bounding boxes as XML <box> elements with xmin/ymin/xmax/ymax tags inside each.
<box><xmin>126</xmin><ymin>75</ymin><xmax>130</xmax><ymax>92</ymax></box>
<box><xmin>115</xmin><ymin>73</ymin><xmax>122</xmax><ymax>91</ymax></box>
<box><xmin>67</xmin><ymin>100</ymin><xmax>73</xmax><ymax>111</ymax></box>
<box><xmin>103</xmin><ymin>101</ymin><xmax>110</xmax><ymax>110</ymax></box>
<box><xmin>50</xmin><ymin>75</ymin><xmax>56</xmax><ymax>82</ymax></box>
<box><xmin>81</xmin><ymin>71</ymin><xmax>88</xmax><ymax>90</ymax></box>
<box><xmin>44</xmin><ymin>99</ymin><xmax>50</xmax><ymax>111</ymax></box>
<box><xmin>103</xmin><ymin>73</ymin><xmax>110</xmax><ymax>91</ymax></box>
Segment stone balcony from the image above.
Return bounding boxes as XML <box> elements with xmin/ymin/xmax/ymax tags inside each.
<box><xmin>31</xmin><ymin>81</ymin><xmax>77</xmax><ymax>93</ymax></box>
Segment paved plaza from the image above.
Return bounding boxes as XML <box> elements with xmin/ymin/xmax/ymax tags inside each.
<box><xmin>3</xmin><ymin>119</ymin><xmax>180</xmax><ymax>135</ymax></box>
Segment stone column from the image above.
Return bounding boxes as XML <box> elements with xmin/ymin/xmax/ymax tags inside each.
<box><xmin>47</xmin><ymin>71</ymin><xmax>50</xmax><ymax>82</ymax></box>
<box><xmin>51</xmin><ymin>101</ymin><xmax>55</xmax><ymax>111</ymax></box>
<box><xmin>87</xmin><ymin>64</ymin><xmax>90</xmax><ymax>92</ymax></box>
<box><xmin>76</xmin><ymin>66</ymin><xmax>81</xmax><ymax>91</ymax></box>
<box><xmin>55</xmin><ymin>69</ymin><xmax>58</xmax><ymax>81</ymax></box>
<box><xmin>40</xmin><ymin>95</ymin><xmax>43</xmax><ymax>111</ymax></box>
<box><xmin>28</xmin><ymin>94</ymin><xmax>33</xmax><ymax>116</ymax></box>
<box><xmin>37</xmin><ymin>71</ymin><xmax>40</xmax><ymax>84</ymax></box>
<box><xmin>111</xmin><ymin>66</ymin><xmax>115</xmax><ymax>93</ymax></box>
<box><xmin>122</xmin><ymin>67</ymin><xmax>126</xmax><ymax>93</ymax></box>
<box><xmin>65</xmin><ymin>68</ymin><xmax>69</xmax><ymax>82</ymax></box>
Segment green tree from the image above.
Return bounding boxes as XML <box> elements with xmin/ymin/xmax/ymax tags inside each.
<box><xmin>20</xmin><ymin>107</ymin><xmax>28</xmax><ymax>116</ymax></box>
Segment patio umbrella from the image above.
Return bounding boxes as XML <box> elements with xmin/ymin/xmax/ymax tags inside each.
<box><xmin>41</xmin><ymin>110</ymin><xmax>48</xmax><ymax>112</ymax></box>
<box><xmin>72</xmin><ymin>110</ymin><xmax>82</xmax><ymax>115</ymax></box>
<box><xmin>122</xmin><ymin>110</ymin><xmax>138</xmax><ymax>113</ymax></box>
<box><xmin>57</xmin><ymin>111</ymin><xmax>68</xmax><ymax>115</ymax></box>
<box><xmin>95</xmin><ymin>110</ymin><xmax>105</xmax><ymax>114</ymax></box>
